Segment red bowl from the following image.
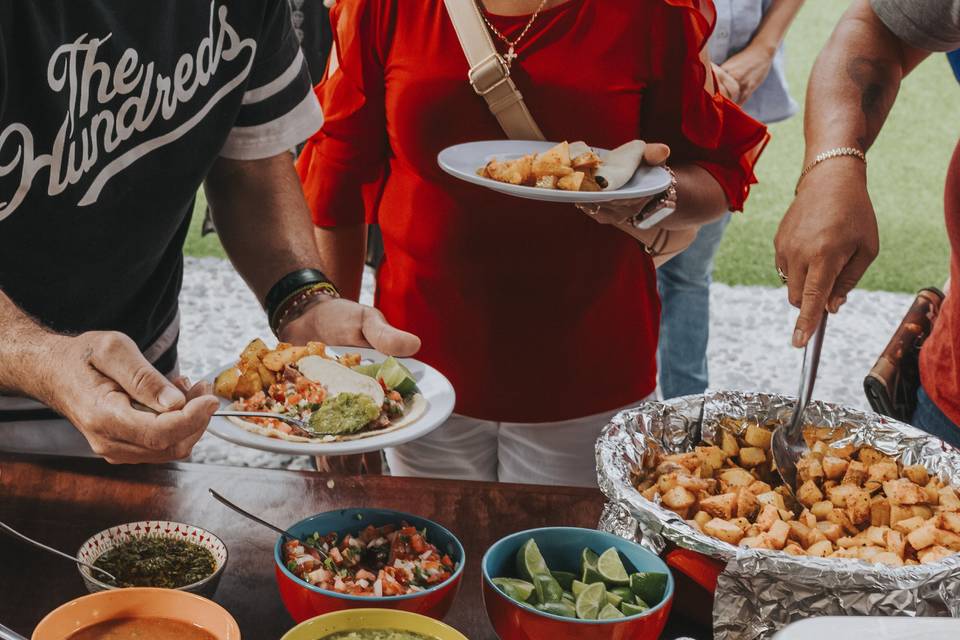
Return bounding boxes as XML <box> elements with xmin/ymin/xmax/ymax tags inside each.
<box><xmin>274</xmin><ymin>508</ymin><xmax>464</xmax><ymax>623</ymax></box>
<box><xmin>482</xmin><ymin>527</ymin><xmax>673</xmax><ymax>640</ymax></box>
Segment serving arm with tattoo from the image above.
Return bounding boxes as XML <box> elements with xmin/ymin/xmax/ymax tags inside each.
<box><xmin>774</xmin><ymin>0</ymin><xmax>930</xmax><ymax>347</ymax></box>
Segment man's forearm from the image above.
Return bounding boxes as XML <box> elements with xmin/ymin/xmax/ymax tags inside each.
<box><xmin>803</xmin><ymin>0</ymin><xmax>927</xmax><ymax>164</ymax></box>
<box><xmin>0</xmin><ymin>290</ymin><xmax>57</xmax><ymax>397</ymax></box>
<box><xmin>751</xmin><ymin>0</ymin><xmax>805</xmax><ymax>54</ymax></box>
<box><xmin>204</xmin><ymin>153</ymin><xmax>333</xmax><ymax>301</ymax></box>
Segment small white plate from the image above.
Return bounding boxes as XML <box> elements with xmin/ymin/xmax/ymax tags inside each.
<box><xmin>203</xmin><ymin>347</ymin><xmax>456</xmax><ymax>456</ymax></box>
<box><xmin>437</xmin><ymin>140</ymin><xmax>671</xmax><ymax>203</ymax></box>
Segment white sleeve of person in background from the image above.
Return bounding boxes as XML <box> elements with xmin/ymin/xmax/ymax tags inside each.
<box><xmin>220</xmin><ymin>0</ymin><xmax>323</xmax><ymax>159</ymax></box>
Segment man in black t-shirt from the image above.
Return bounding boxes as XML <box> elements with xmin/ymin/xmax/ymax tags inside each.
<box><xmin>0</xmin><ymin>1</ymin><xmax>419</xmax><ymax>463</ymax></box>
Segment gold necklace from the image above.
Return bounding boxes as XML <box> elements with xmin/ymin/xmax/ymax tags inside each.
<box><xmin>475</xmin><ymin>0</ymin><xmax>550</xmax><ymax>68</ymax></box>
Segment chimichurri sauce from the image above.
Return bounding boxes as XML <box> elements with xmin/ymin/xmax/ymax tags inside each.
<box><xmin>92</xmin><ymin>537</ymin><xmax>216</xmax><ymax>588</ymax></box>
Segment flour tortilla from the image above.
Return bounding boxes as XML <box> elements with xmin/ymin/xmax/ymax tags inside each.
<box><xmin>595</xmin><ymin>140</ymin><xmax>646</xmax><ymax>190</ymax></box>
<box><xmin>227</xmin><ymin>392</ymin><xmax>428</xmax><ymax>443</ymax></box>
<box><xmin>228</xmin><ymin>355</ymin><xmax>427</xmax><ymax>443</ymax></box>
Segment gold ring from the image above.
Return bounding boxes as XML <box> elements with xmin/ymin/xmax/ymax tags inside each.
<box><xmin>776</xmin><ymin>266</ymin><xmax>788</xmax><ymax>285</ymax></box>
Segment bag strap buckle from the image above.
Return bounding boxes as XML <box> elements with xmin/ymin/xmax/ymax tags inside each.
<box><xmin>468</xmin><ymin>53</ymin><xmax>511</xmax><ymax>96</ymax></box>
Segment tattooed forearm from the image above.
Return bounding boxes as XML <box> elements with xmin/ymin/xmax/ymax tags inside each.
<box><xmin>845</xmin><ymin>56</ymin><xmax>898</xmax><ymax>150</ymax></box>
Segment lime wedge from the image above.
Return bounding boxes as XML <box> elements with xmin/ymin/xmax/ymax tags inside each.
<box><xmin>581</xmin><ymin>548</ymin><xmax>599</xmax><ymax>573</ymax></box>
<box><xmin>635</xmin><ymin>594</ymin><xmax>650</xmax><ymax>607</ymax></box>
<box><xmin>561</xmin><ymin>591</ymin><xmax>575</xmax><ymax>604</ymax></box>
<box><xmin>605</xmin><ymin>590</ymin><xmax>623</xmax><ymax>607</ymax></box>
<box><xmin>351</xmin><ymin>362</ymin><xmax>382</xmax><ymax>378</ymax></box>
<box><xmin>574</xmin><ymin>581</ymin><xmax>606</xmax><ymax>620</ymax></box>
<box><xmin>598</xmin><ymin>603</ymin><xmax>626</xmax><ymax>619</ymax></box>
<box><xmin>571</xmin><ymin>579</ymin><xmax>588</xmax><ymax>598</ymax></box>
<box><xmin>611</xmin><ymin>586</ymin><xmax>633</xmax><ymax>602</ymax></box>
<box><xmin>535</xmin><ymin>601</ymin><xmax>577</xmax><ymax>618</ymax></box>
<box><xmin>533</xmin><ymin>573</ymin><xmax>563</xmax><ymax>603</ymax></box>
<box><xmin>516</xmin><ymin>539</ymin><xmax>551</xmax><ymax>581</ymax></box>
<box><xmin>581</xmin><ymin>565</ymin><xmax>605</xmax><ymax>584</ymax></box>
<box><xmin>630</xmin><ymin>572</ymin><xmax>667</xmax><ymax>606</ymax></box>
<box><xmin>492</xmin><ymin>577</ymin><xmax>534</xmax><ymax>603</ymax></box>
<box><xmin>377</xmin><ymin>356</ymin><xmax>419</xmax><ymax>396</ymax></box>
<box><xmin>621</xmin><ymin>601</ymin><xmax>649</xmax><ymax>617</ymax></box>
<box><xmin>597</xmin><ymin>547</ymin><xmax>630</xmax><ymax>585</ymax></box>
<box><xmin>551</xmin><ymin>570</ymin><xmax>576</xmax><ymax>591</ymax></box>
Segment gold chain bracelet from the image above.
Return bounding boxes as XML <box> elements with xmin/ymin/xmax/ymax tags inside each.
<box><xmin>795</xmin><ymin>147</ymin><xmax>866</xmax><ymax>194</ymax></box>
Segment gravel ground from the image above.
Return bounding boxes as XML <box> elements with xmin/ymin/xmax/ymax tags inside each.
<box><xmin>180</xmin><ymin>257</ymin><xmax>915</xmax><ymax>470</ymax></box>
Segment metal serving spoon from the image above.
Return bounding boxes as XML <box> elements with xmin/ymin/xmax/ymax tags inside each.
<box><xmin>0</xmin><ymin>623</ymin><xmax>27</xmax><ymax>640</ymax></box>
<box><xmin>771</xmin><ymin>311</ymin><xmax>829</xmax><ymax>496</ymax></box>
<box><xmin>208</xmin><ymin>490</ymin><xmax>328</xmax><ymax>559</ymax></box>
<box><xmin>0</xmin><ymin>520</ymin><xmax>118</xmax><ymax>583</ymax></box>
<box><xmin>213</xmin><ymin>410</ymin><xmax>315</xmax><ymax>437</ymax></box>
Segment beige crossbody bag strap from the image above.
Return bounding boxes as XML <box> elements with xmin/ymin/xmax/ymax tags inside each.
<box><xmin>443</xmin><ymin>0</ymin><xmax>545</xmax><ymax>141</ymax></box>
<box><xmin>443</xmin><ymin>0</ymin><xmax>688</xmax><ymax>266</ymax></box>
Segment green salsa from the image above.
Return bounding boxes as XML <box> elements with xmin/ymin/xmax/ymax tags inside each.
<box><xmin>92</xmin><ymin>537</ymin><xmax>216</xmax><ymax>589</ymax></box>
<box><xmin>309</xmin><ymin>392</ymin><xmax>381</xmax><ymax>435</ymax></box>
<box><xmin>321</xmin><ymin>632</ymin><xmax>435</xmax><ymax>640</ymax></box>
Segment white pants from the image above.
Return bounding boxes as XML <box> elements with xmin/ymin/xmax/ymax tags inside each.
<box><xmin>384</xmin><ymin>400</ymin><xmax>649</xmax><ymax>487</ymax></box>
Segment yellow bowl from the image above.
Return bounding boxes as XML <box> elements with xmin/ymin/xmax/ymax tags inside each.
<box><xmin>32</xmin><ymin>587</ymin><xmax>240</xmax><ymax>640</ymax></box>
<box><xmin>281</xmin><ymin>608</ymin><xmax>468</xmax><ymax>640</ymax></box>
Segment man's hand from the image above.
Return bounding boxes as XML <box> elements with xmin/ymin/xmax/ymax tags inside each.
<box><xmin>774</xmin><ymin>160</ymin><xmax>878</xmax><ymax>347</ymax></box>
<box><xmin>721</xmin><ymin>45</ymin><xmax>775</xmax><ymax>104</ymax></box>
<box><xmin>35</xmin><ymin>332</ymin><xmax>219</xmax><ymax>463</ymax></box>
<box><xmin>279</xmin><ymin>297</ymin><xmax>421</xmax><ymax>357</ymax></box>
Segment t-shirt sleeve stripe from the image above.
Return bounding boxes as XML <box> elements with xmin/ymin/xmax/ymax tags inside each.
<box><xmin>233</xmin><ymin>59</ymin><xmax>312</xmax><ymax>127</ymax></box>
<box><xmin>243</xmin><ymin>48</ymin><xmax>306</xmax><ymax>105</ymax></box>
<box><xmin>219</xmin><ymin>91</ymin><xmax>323</xmax><ymax>160</ymax></box>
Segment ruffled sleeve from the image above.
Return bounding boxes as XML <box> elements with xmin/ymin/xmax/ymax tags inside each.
<box><xmin>295</xmin><ymin>0</ymin><xmax>392</xmax><ymax>227</ymax></box>
<box><xmin>641</xmin><ymin>0</ymin><xmax>769</xmax><ymax>211</ymax></box>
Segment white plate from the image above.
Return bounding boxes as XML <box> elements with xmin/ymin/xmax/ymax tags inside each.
<box><xmin>437</xmin><ymin>140</ymin><xmax>672</xmax><ymax>203</ymax></box>
<box><xmin>204</xmin><ymin>347</ymin><xmax>456</xmax><ymax>456</ymax></box>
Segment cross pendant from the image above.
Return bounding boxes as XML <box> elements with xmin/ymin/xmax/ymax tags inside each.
<box><xmin>504</xmin><ymin>45</ymin><xmax>517</xmax><ymax>67</ymax></box>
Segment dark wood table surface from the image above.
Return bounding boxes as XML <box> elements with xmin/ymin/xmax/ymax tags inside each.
<box><xmin>0</xmin><ymin>454</ymin><xmax>708</xmax><ymax>639</ymax></box>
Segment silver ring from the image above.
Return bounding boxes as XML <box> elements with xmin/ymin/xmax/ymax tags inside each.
<box><xmin>582</xmin><ymin>203</ymin><xmax>601</xmax><ymax>216</ymax></box>
<box><xmin>776</xmin><ymin>265</ymin><xmax>788</xmax><ymax>285</ymax></box>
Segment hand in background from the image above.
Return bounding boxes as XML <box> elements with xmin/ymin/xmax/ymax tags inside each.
<box><xmin>721</xmin><ymin>45</ymin><xmax>775</xmax><ymax>104</ymax></box>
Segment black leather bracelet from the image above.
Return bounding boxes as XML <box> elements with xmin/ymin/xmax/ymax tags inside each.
<box><xmin>264</xmin><ymin>269</ymin><xmax>339</xmax><ymax>321</ymax></box>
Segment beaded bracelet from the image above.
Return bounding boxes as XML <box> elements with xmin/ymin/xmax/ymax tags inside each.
<box><xmin>269</xmin><ymin>281</ymin><xmax>340</xmax><ymax>337</ymax></box>
<box><xmin>265</xmin><ymin>269</ymin><xmax>340</xmax><ymax>337</ymax></box>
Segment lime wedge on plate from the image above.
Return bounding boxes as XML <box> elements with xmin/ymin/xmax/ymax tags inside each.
<box><xmin>517</xmin><ymin>539</ymin><xmax>551</xmax><ymax>581</ymax></box>
<box><xmin>597</xmin><ymin>547</ymin><xmax>630</xmax><ymax>585</ymax></box>
<box><xmin>377</xmin><ymin>356</ymin><xmax>419</xmax><ymax>396</ymax></box>
<box><xmin>492</xmin><ymin>577</ymin><xmax>534</xmax><ymax>603</ymax></box>
<box><xmin>574</xmin><ymin>581</ymin><xmax>606</xmax><ymax>620</ymax></box>
<box><xmin>598</xmin><ymin>603</ymin><xmax>626</xmax><ymax>619</ymax></box>
<box><xmin>630</xmin><ymin>572</ymin><xmax>667</xmax><ymax>606</ymax></box>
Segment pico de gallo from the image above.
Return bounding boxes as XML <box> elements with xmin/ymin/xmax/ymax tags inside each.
<box><xmin>283</xmin><ymin>522</ymin><xmax>456</xmax><ymax>596</ymax></box>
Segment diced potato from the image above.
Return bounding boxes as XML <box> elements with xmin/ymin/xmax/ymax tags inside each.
<box><xmin>892</xmin><ymin>515</ymin><xmax>927</xmax><ymax>535</ymax></box>
<box><xmin>695</xmin><ymin>446</ymin><xmax>726</xmax><ymax>471</ymax></box>
<box><xmin>889</xmin><ymin>505</ymin><xmax>914</xmax><ymax>525</ymax></box>
<box><xmin>783</xmin><ymin>543</ymin><xmax>805</xmax><ymax>555</ymax></box>
<box><xmin>886</xmin><ymin>530</ymin><xmax>906</xmax><ymax>559</ymax></box>
<box><xmin>661</xmin><ymin>486</ymin><xmax>696</xmax><ymax>511</ymax></box>
<box><xmin>694</xmin><ymin>510</ymin><xmax>712</xmax><ymax>528</ymax></box>
<box><xmin>870</xmin><ymin>495</ymin><xmax>891</xmax><ymax>527</ymax></box>
<box><xmin>213</xmin><ymin>367</ymin><xmax>241</xmax><ymax>399</ymax></box>
<box><xmin>718</xmin><ymin>467</ymin><xmax>754</xmax><ymax>489</ymax></box>
<box><xmin>941</xmin><ymin>511</ymin><xmax>960</xmax><ymax>534</ymax></box>
<box><xmin>797</xmin><ymin>456</ymin><xmax>825</xmax><ymax>483</ymax></box>
<box><xmin>822</xmin><ymin>456</ymin><xmax>849</xmax><ymax>480</ymax></box>
<box><xmin>846</xmin><ymin>488</ymin><xmax>871</xmax><ymax>525</ymax></box>
<box><xmin>721</xmin><ymin>431</ymin><xmax>740</xmax><ymax>459</ymax></box>
<box><xmin>865</xmin><ymin>526</ymin><xmax>889</xmax><ymax>547</ymax></box>
<box><xmin>257</xmin><ymin>363</ymin><xmax>277</xmax><ymax>389</ymax></box>
<box><xmin>864</xmin><ymin>480</ymin><xmax>883</xmax><ymax>495</ymax></box>
<box><xmin>657</xmin><ymin>473</ymin><xmax>679</xmax><ymax>493</ymax></box>
<box><xmin>767</xmin><ymin>520</ymin><xmax>790</xmax><ymax>549</ymax></box>
<box><xmin>918</xmin><ymin>545</ymin><xmax>955</xmax><ymax>564</ymax></box>
<box><xmin>739</xmin><ymin>447</ymin><xmax>767</xmax><ymax>468</ymax></box>
<box><xmin>867</xmin><ymin>460</ymin><xmax>899</xmax><ymax>483</ymax></box>
<box><xmin>828</xmin><ymin>443</ymin><xmax>856</xmax><ymax>459</ymax></box>
<box><xmin>747</xmin><ymin>480</ymin><xmax>774</xmax><ymax>496</ymax></box>
<box><xmin>535</xmin><ymin>175</ymin><xmax>559</xmax><ymax>189</ymax></box>
<box><xmin>240</xmin><ymin>338</ymin><xmax>270</xmax><ymax>361</ymax></box>
<box><xmin>686</xmin><ymin>519</ymin><xmax>702</xmax><ymax>532</ymax></box>
<box><xmin>665</xmin><ymin>452</ymin><xmax>701</xmax><ymax>473</ymax></box>
<box><xmin>827</xmin><ymin>484</ymin><xmax>859</xmax><ymax>508</ymax></box>
<box><xmin>858</xmin><ymin>546</ymin><xmax>883</xmax><ymax>561</ymax></box>
<box><xmin>571</xmin><ymin>150</ymin><xmax>602</xmax><ymax>170</ymax></box>
<box><xmin>305</xmin><ymin>341</ymin><xmax>327</xmax><ymax>356</ymax></box>
<box><xmin>807</xmin><ymin>540</ymin><xmax>834</xmax><ymax>557</ymax></box>
<box><xmin>556</xmin><ymin>171</ymin><xmax>586</xmax><ymax>191</ymax></box>
<box><xmin>811</xmin><ymin>500</ymin><xmax>834</xmax><ymax>521</ymax></box>
<box><xmin>736</xmin><ymin>488</ymin><xmax>760</xmax><ymax>520</ymax></box>
<box><xmin>841</xmin><ymin>460</ymin><xmax>868</xmax><ymax>486</ymax></box>
<box><xmin>902</xmin><ymin>464</ymin><xmax>930</xmax><ymax>486</ymax></box>
<box><xmin>799</xmin><ymin>509</ymin><xmax>817</xmax><ymax>529</ymax></box>
<box><xmin>836</xmin><ymin>536</ymin><xmax>865</xmax><ymax>549</ymax></box>
<box><xmin>873</xmin><ymin>551</ymin><xmax>904</xmax><ymax>566</ymax></box>
<box><xmin>827</xmin><ymin>508</ymin><xmax>859</xmax><ymax>535</ymax></box>
<box><xmin>641</xmin><ymin>486</ymin><xmax>659</xmax><ymax>501</ymax></box>
<box><xmin>815</xmin><ymin>521</ymin><xmax>843</xmax><ymax>543</ymax></box>
<box><xmin>797</xmin><ymin>479</ymin><xmax>823</xmax><ymax>508</ymax></box>
<box><xmin>883</xmin><ymin>478</ymin><xmax>926</xmax><ymax>505</ymax></box>
<box><xmin>675</xmin><ymin>473</ymin><xmax>714</xmax><ymax>493</ymax></box>
<box><xmin>756</xmin><ymin>503</ymin><xmax>781</xmax><ymax>532</ymax></box>
<box><xmin>907</xmin><ymin>523</ymin><xmax>937</xmax><ymax>550</ymax></box>
<box><xmin>730</xmin><ymin>517</ymin><xmax>752</xmax><ymax>531</ymax></box>
<box><xmin>234</xmin><ymin>368</ymin><xmax>263</xmax><ymax>399</ymax></box>
<box><xmin>744</xmin><ymin>423</ymin><xmax>773</xmax><ymax>449</ymax></box>
<box><xmin>756</xmin><ymin>491</ymin><xmax>786</xmax><ymax>511</ymax></box>
<box><xmin>912</xmin><ymin>505</ymin><xmax>934</xmax><ymax>520</ymax></box>
<box><xmin>934</xmin><ymin>528</ymin><xmax>960</xmax><ymax>551</ymax></box>
<box><xmin>744</xmin><ymin>525</ymin><xmax>762</xmax><ymax>538</ymax></box>
<box><xmin>704</xmin><ymin>518</ymin><xmax>746</xmax><ymax>545</ymax></box>
<box><xmin>939</xmin><ymin>487</ymin><xmax>960</xmax><ymax>511</ymax></box>
<box><xmin>811</xmin><ymin>441</ymin><xmax>829</xmax><ymax>457</ymax></box>
<box><xmin>857</xmin><ymin>446</ymin><xmax>886</xmax><ymax>465</ymax></box>
<box><xmin>700</xmin><ymin>492</ymin><xmax>737</xmax><ymax>519</ymax></box>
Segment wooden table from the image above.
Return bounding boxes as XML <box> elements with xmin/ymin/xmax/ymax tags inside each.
<box><xmin>0</xmin><ymin>455</ymin><xmax>708</xmax><ymax>639</ymax></box>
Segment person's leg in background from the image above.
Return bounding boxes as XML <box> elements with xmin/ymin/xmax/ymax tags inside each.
<box><xmin>912</xmin><ymin>386</ymin><xmax>960</xmax><ymax>449</ymax></box>
<box><xmin>384</xmin><ymin>415</ymin><xmax>500</xmax><ymax>481</ymax></box>
<box><xmin>656</xmin><ymin>213</ymin><xmax>732</xmax><ymax>399</ymax></box>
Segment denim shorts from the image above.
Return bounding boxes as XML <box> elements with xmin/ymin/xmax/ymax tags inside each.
<box><xmin>911</xmin><ymin>386</ymin><xmax>960</xmax><ymax>449</ymax></box>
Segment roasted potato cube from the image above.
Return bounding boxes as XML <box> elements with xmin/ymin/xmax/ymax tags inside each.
<box><xmin>535</xmin><ymin>141</ymin><xmax>571</xmax><ymax>167</ymax></box>
<box><xmin>641</xmin><ymin>485</ymin><xmax>659</xmax><ymax>501</ymax></box>
<box><xmin>940</xmin><ymin>511</ymin><xmax>960</xmax><ymax>534</ymax></box>
<box><xmin>912</xmin><ymin>505</ymin><xmax>934</xmax><ymax>520</ymax></box>
<box><xmin>721</xmin><ymin>431</ymin><xmax>740</xmax><ymax>459</ymax></box>
<box><xmin>836</xmin><ymin>535</ymin><xmax>865</xmax><ymax>549</ymax></box>
<box><xmin>704</xmin><ymin>518</ymin><xmax>746</xmax><ymax>545</ymax></box>
<box><xmin>767</xmin><ymin>519</ymin><xmax>790</xmax><ymax>549</ymax></box>
<box><xmin>556</xmin><ymin>171</ymin><xmax>586</xmax><ymax>191</ymax></box>
<box><xmin>797</xmin><ymin>479</ymin><xmax>824</xmax><ymax>508</ymax></box>
<box><xmin>892</xmin><ymin>515</ymin><xmax>926</xmax><ymax>535</ymax></box>
<box><xmin>799</xmin><ymin>509</ymin><xmax>818</xmax><ymax>529</ymax></box>
<box><xmin>657</xmin><ymin>472</ymin><xmax>679</xmax><ymax>493</ymax></box>
<box><xmin>870</xmin><ymin>496</ymin><xmax>891</xmax><ymax>527</ymax></box>
<box><xmin>811</xmin><ymin>440</ymin><xmax>829</xmax><ymax>457</ymax></box>
<box><xmin>807</xmin><ymin>540</ymin><xmax>834</xmax><ymax>557</ymax></box>
<box><xmin>828</xmin><ymin>443</ymin><xmax>856</xmax><ymax>459</ymax></box>
<box><xmin>934</xmin><ymin>528</ymin><xmax>960</xmax><ymax>551</ymax></box>
<box><xmin>736</xmin><ymin>488</ymin><xmax>760</xmax><ymax>520</ymax></box>
<box><xmin>918</xmin><ymin>545</ymin><xmax>955</xmax><ymax>564</ymax></box>
<box><xmin>846</xmin><ymin>488</ymin><xmax>872</xmax><ymax>525</ymax></box>
<box><xmin>864</xmin><ymin>526</ymin><xmax>889</xmax><ymax>547</ymax></box>
<box><xmin>692</xmin><ymin>510</ymin><xmax>712</xmax><ymax>528</ymax></box>
<box><xmin>787</xmin><ymin>520</ymin><xmax>816</xmax><ymax>548</ymax></box>
<box><xmin>857</xmin><ymin>446</ymin><xmax>886</xmax><ymax>465</ymax></box>
<box><xmin>815</xmin><ymin>521</ymin><xmax>843</xmax><ymax>543</ymax></box>
<box><xmin>822</xmin><ymin>456</ymin><xmax>849</xmax><ymax>480</ymax></box>
<box><xmin>747</xmin><ymin>480</ymin><xmax>774</xmax><ymax>496</ymax></box>
<box><xmin>886</xmin><ymin>529</ymin><xmax>907</xmax><ymax>558</ymax></box>
<box><xmin>233</xmin><ymin>368</ymin><xmax>263</xmax><ymax>399</ymax></box>
<box><xmin>725</xmin><ymin>517</ymin><xmax>748</xmax><ymax>532</ymax></box>
<box><xmin>661</xmin><ymin>486</ymin><xmax>696</xmax><ymax>511</ymax></box>
<box><xmin>827</xmin><ymin>507</ymin><xmax>859</xmax><ymax>535</ymax></box>
<box><xmin>889</xmin><ymin>504</ymin><xmax>914</xmax><ymax>525</ymax></box>
<box><xmin>756</xmin><ymin>503</ymin><xmax>781</xmax><ymax>531</ymax></box>
<box><xmin>535</xmin><ymin>175</ymin><xmax>559</xmax><ymax>189</ymax></box>
<box><xmin>811</xmin><ymin>500</ymin><xmax>834</xmax><ymax>520</ymax></box>
<box><xmin>827</xmin><ymin>484</ymin><xmax>859</xmax><ymax>508</ymax></box>
<box><xmin>665</xmin><ymin>452</ymin><xmax>702</xmax><ymax>473</ymax></box>
<box><xmin>718</xmin><ymin>467</ymin><xmax>754</xmax><ymax>489</ymax></box>
<box><xmin>744</xmin><ymin>424</ymin><xmax>773</xmax><ymax>449</ymax></box>
<box><xmin>939</xmin><ymin>487</ymin><xmax>960</xmax><ymax>511</ymax></box>
<box><xmin>700</xmin><ymin>492</ymin><xmax>737</xmax><ymax>519</ymax></box>
<box><xmin>756</xmin><ymin>491</ymin><xmax>786</xmax><ymax>511</ymax></box>
<box><xmin>898</xmin><ymin>464</ymin><xmax>929</xmax><ymax>487</ymax></box>
<box><xmin>907</xmin><ymin>523</ymin><xmax>937</xmax><ymax>550</ymax></box>
<box><xmin>240</xmin><ymin>338</ymin><xmax>270</xmax><ymax>361</ymax></box>
<box><xmin>783</xmin><ymin>543</ymin><xmax>806</xmax><ymax>555</ymax></box>
<box><xmin>739</xmin><ymin>447</ymin><xmax>767</xmax><ymax>468</ymax></box>
<box><xmin>858</xmin><ymin>546</ymin><xmax>884</xmax><ymax>561</ymax></box>
<box><xmin>884</xmin><ymin>478</ymin><xmax>926</xmax><ymax>505</ymax></box>
<box><xmin>841</xmin><ymin>460</ymin><xmax>868</xmax><ymax>486</ymax></box>
<box><xmin>571</xmin><ymin>150</ymin><xmax>601</xmax><ymax>170</ymax></box>
<box><xmin>695</xmin><ymin>446</ymin><xmax>726</xmax><ymax>471</ymax></box>
<box><xmin>213</xmin><ymin>367</ymin><xmax>241</xmax><ymax>399</ymax></box>
<box><xmin>868</xmin><ymin>460</ymin><xmax>899</xmax><ymax>483</ymax></box>
<box><xmin>797</xmin><ymin>456</ymin><xmax>825</xmax><ymax>483</ymax></box>
<box><xmin>873</xmin><ymin>551</ymin><xmax>904</xmax><ymax>566</ymax></box>
<box><xmin>305</xmin><ymin>341</ymin><xmax>327</xmax><ymax>356</ymax></box>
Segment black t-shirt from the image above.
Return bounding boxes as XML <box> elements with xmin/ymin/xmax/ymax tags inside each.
<box><xmin>0</xmin><ymin>0</ymin><xmax>322</xmax><ymax>371</ymax></box>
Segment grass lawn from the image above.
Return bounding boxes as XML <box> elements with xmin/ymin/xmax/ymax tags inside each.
<box><xmin>184</xmin><ymin>0</ymin><xmax>958</xmax><ymax>292</ymax></box>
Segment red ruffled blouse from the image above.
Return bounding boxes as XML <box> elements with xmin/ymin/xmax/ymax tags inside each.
<box><xmin>298</xmin><ymin>0</ymin><xmax>768</xmax><ymax>423</ymax></box>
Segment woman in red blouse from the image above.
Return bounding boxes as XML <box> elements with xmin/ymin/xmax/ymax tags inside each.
<box><xmin>298</xmin><ymin>0</ymin><xmax>768</xmax><ymax>485</ymax></box>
